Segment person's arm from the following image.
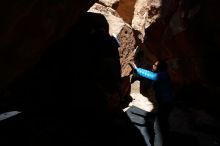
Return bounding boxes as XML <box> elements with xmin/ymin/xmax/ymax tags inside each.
<box><xmin>129</xmin><ymin>62</ymin><xmax>158</xmax><ymax>81</ymax></box>
<box><xmin>135</xmin><ymin>68</ymin><xmax>159</xmax><ymax>81</ymax></box>
<box><xmin>129</xmin><ymin>62</ymin><xmax>161</xmax><ymax>81</ymax></box>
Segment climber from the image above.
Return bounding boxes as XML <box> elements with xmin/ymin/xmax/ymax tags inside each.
<box><xmin>130</xmin><ymin>60</ymin><xmax>174</xmax><ymax>145</ymax></box>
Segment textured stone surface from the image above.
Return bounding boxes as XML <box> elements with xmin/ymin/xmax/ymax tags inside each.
<box><xmin>98</xmin><ymin>0</ymin><xmax>119</xmax><ymax>7</ymax></box>
<box><xmin>88</xmin><ymin>3</ymin><xmax>124</xmax><ymax>36</ymax></box>
<box><xmin>117</xmin><ymin>25</ymin><xmax>137</xmax><ymax>77</ymax></box>
<box><xmin>132</xmin><ymin>0</ymin><xmax>162</xmax><ymax>39</ymax></box>
<box><xmin>116</xmin><ymin>0</ymin><xmax>136</xmax><ymax>24</ymax></box>
<box><xmin>89</xmin><ymin>3</ymin><xmax>137</xmax><ymax>77</ymax></box>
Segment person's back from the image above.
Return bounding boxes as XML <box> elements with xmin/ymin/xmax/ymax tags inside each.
<box><xmin>153</xmin><ymin>73</ymin><xmax>173</xmax><ymax>104</ymax></box>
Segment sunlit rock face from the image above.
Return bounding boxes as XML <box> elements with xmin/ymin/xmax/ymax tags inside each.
<box><xmin>89</xmin><ymin>3</ymin><xmax>137</xmax><ymax>77</ymax></box>
<box><xmin>0</xmin><ymin>0</ymin><xmax>97</xmax><ymax>88</ymax></box>
<box><xmin>98</xmin><ymin>0</ymin><xmax>119</xmax><ymax>7</ymax></box>
<box><xmin>88</xmin><ymin>3</ymin><xmax>124</xmax><ymax>36</ymax></box>
<box><xmin>132</xmin><ymin>0</ymin><xmax>162</xmax><ymax>40</ymax></box>
<box><xmin>89</xmin><ymin>0</ymin><xmax>164</xmax><ymax>78</ymax></box>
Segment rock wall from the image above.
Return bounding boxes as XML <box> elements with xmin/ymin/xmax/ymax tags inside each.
<box><xmin>92</xmin><ymin>0</ymin><xmax>220</xmax><ymax>113</ymax></box>
<box><xmin>2</xmin><ymin>0</ymin><xmax>220</xmax><ymax>113</ymax></box>
<box><xmin>0</xmin><ymin>0</ymin><xmax>97</xmax><ymax>89</ymax></box>
<box><xmin>89</xmin><ymin>3</ymin><xmax>138</xmax><ymax>77</ymax></box>
<box><xmin>142</xmin><ymin>0</ymin><xmax>220</xmax><ymax>111</ymax></box>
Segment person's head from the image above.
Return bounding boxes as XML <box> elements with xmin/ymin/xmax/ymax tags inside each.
<box><xmin>152</xmin><ymin>60</ymin><xmax>168</xmax><ymax>72</ymax></box>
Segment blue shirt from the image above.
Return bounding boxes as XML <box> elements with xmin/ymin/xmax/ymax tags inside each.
<box><xmin>135</xmin><ymin>68</ymin><xmax>173</xmax><ymax>104</ymax></box>
<box><xmin>135</xmin><ymin>68</ymin><xmax>168</xmax><ymax>81</ymax></box>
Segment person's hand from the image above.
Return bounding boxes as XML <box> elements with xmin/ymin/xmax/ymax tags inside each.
<box><xmin>129</xmin><ymin>62</ymin><xmax>139</xmax><ymax>78</ymax></box>
<box><xmin>129</xmin><ymin>62</ymin><xmax>137</xmax><ymax>70</ymax></box>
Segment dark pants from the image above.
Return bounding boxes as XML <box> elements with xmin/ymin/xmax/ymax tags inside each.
<box><xmin>126</xmin><ymin>106</ymin><xmax>163</xmax><ymax>146</ymax></box>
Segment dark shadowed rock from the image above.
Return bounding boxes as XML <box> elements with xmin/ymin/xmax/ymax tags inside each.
<box><xmin>0</xmin><ymin>0</ymin><xmax>97</xmax><ymax>89</ymax></box>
